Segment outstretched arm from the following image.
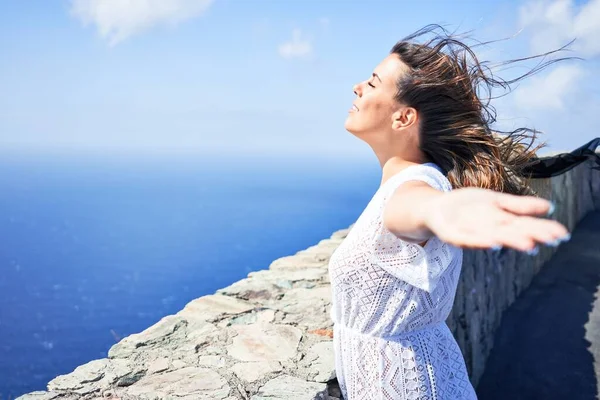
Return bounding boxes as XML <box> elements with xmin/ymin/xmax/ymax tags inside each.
<box><xmin>383</xmin><ymin>181</ymin><xmax>569</xmax><ymax>252</ymax></box>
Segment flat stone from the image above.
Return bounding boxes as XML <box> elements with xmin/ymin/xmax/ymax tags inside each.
<box><xmin>226</xmin><ymin>312</ymin><xmax>258</xmax><ymax>326</ymax></box>
<box><xmin>247</xmin><ymin>269</ymin><xmax>327</xmax><ymax>292</ymax></box>
<box><xmin>250</xmin><ymin>268</ymin><xmax>328</xmax><ymax>283</ymax></box>
<box><xmin>227</xmin><ymin>323</ymin><xmax>302</xmax><ymax>362</ymax></box>
<box><xmin>282</xmin><ymin>310</ymin><xmax>328</xmax><ymax>327</ymax></box>
<box><xmin>231</xmin><ymin>361</ymin><xmax>282</xmax><ymax>383</ymax></box>
<box><xmin>115</xmin><ymin>369</ymin><xmax>146</xmax><ymax>387</ymax></box>
<box><xmin>303</xmin><ymin>341</ymin><xmax>336</xmax><ymax>382</ymax></box>
<box><xmin>14</xmin><ymin>392</ymin><xmax>62</xmax><ymax>400</ymax></box>
<box><xmin>318</xmin><ymin>238</ymin><xmax>343</xmax><ymax>246</ymax></box>
<box><xmin>308</xmin><ymin>329</ymin><xmax>334</xmax><ymax>339</ymax></box>
<box><xmin>251</xmin><ymin>375</ymin><xmax>328</xmax><ymax>400</ymax></box>
<box><xmin>275</xmin><ymin>279</ymin><xmax>293</xmax><ymax>289</ymax></box>
<box><xmin>285</xmin><ymin>268</ymin><xmax>329</xmax><ymax>282</ymax></box>
<box><xmin>179</xmin><ymin>294</ymin><xmax>254</xmax><ymax>321</ymax></box>
<box><xmin>198</xmin><ymin>355</ymin><xmax>227</xmax><ymax>368</ymax></box>
<box><xmin>124</xmin><ymin>367</ymin><xmax>230</xmax><ymax>400</ymax></box>
<box><xmin>298</xmin><ymin>239</ymin><xmax>341</xmax><ymax>258</ymax></box>
<box><xmin>269</xmin><ymin>254</ymin><xmax>328</xmax><ymax>270</ymax></box>
<box><xmin>218</xmin><ymin>278</ymin><xmax>280</xmax><ymax>301</ymax></box>
<box><xmin>108</xmin><ymin>315</ymin><xmax>188</xmax><ymax>358</ymax></box>
<box><xmin>171</xmin><ymin>359</ymin><xmax>188</xmax><ymax>369</ymax></box>
<box><xmin>185</xmin><ymin>322</ymin><xmax>222</xmax><ymax>352</ymax></box>
<box><xmin>257</xmin><ymin>309</ymin><xmax>275</xmax><ymax>323</ymax></box>
<box><xmin>279</xmin><ymin>287</ymin><xmax>331</xmax><ymax>314</ymax></box>
<box><xmin>169</xmin><ymin>370</ymin><xmax>229</xmax><ymax>398</ymax></box>
<box><xmin>204</xmin><ymin>345</ymin><xmax>225</xmax><ymax>355</ymax></box>
<box><xmin>147</xmin><ymin>357</ymin><xmax>170</xmax><ymax>374</ymax></box>
<box><xmin>103</xmin><ymin>358</ymin><xmax>140</xmax><ymax>386</ymax></box>
<box><xmin>48</xmin><ymin>358</ymin><xmax>109</xmax><ymax>391</ymax></box>
<box><xmin>278</xmin><ymin>288</ymin><xmax>332</xmax><ymax>329</ymax></box>
<box><xmin>295</xmin><ymin>249</ymin><xmax>331</xmax><ymax>262</ymax></box>
<box><xmin>330</xmin><ymin>228</ymin><xmax>351</xmax><ymax>239</ymax></box>
<box><xmin>72</xmin><ymin>382</ymin><xmax>102</xmax><ymax>396</ymax></box>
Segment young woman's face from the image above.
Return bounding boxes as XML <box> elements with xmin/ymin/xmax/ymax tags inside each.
<box><xmin>345</xmin><ymin>54</ymin><xmax>407</xmax><ymax>139</ymax></box>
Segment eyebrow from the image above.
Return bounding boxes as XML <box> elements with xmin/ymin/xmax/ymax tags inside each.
<box><xmin>372</xmin><ymin>73</ymin><xmax>382</xmax><ymax>83</ymax></box>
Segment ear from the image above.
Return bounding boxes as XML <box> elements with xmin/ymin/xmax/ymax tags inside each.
<box><xmin>392</xmin><ymin>107</ymin><xmax>418</xmax><ymax>131</ymax></box>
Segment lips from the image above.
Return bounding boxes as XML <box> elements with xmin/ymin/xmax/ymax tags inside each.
<box><xmin>352</xmin><ymin>104</ymin><xmax>359</xmax><ymax>111</ymax></box>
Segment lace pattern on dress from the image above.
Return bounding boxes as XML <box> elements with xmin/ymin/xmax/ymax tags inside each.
<box><xmin>329</xmin><ymin>163</ymin><xmax>477</xmax><ymax>400</ymax></box>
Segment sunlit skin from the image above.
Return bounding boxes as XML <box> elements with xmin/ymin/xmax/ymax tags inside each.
<box><xmin>345</xmin><ymin>54</ymin><xmax>570</xmax><ymax>252</ymax></box>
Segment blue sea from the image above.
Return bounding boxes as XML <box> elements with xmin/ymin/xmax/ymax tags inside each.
<box><xmin>0</xmin><ymin>154</ymin><xmax>378</xmax><ymax>398</ymax></box>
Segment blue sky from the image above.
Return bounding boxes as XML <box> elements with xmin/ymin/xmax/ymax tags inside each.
<box><xmin>1</xmin><ymin>0</ymin><xmax>598</xmax><ymax>159</ymax></box>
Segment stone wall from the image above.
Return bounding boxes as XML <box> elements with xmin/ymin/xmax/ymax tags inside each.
<box><xmin>17</xmin><ymin>159</ymin><xmax>600</xmax><ymax>400</ymax></box>
<box><xmin>449</xmin><ymin>159</ymin><xmax>600</xmax><ymax>385</ymax></box>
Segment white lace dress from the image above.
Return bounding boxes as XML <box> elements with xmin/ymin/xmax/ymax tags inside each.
<box><xmin>329</xmin><ymin>163</ymin><xmax>477</xmax><ymax>400</ymax></box>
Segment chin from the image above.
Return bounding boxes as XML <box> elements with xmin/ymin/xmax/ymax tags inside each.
<box><xmin>344</xmin><ymin>118</ymin><xmax>358</xmax><ymax>135</ymax></box>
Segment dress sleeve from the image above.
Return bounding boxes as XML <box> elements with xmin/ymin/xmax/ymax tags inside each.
<box><xmin>369</xmin><ymin>164</ymin><xmax>461</xmax><ymax>293</ymax></box>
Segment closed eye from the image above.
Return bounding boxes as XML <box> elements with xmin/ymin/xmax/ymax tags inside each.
<box><xmin>368</xmin><ymin>82</ymin><xmax>375</xmax><ymax>88</ymax></box>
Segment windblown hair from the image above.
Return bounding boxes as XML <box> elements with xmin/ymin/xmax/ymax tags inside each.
<box><xmin>391</xmin><ymin>25</ymin><xmax>577</xmax><ymax>195</ymax></box>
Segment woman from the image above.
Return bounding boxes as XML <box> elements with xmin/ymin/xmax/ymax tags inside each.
<box><xmin>328</xmin><ymin>26</ymin><xmax>570</xmax><ymax>399</ymax></box>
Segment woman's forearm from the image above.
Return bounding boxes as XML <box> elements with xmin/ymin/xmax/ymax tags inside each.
<box><xmin>382</xmin><ymin>181</ymin><xmax>443</xmax><ymax>244</ymax></box>
<box><xmin>384</xmin><ymin>184</ymin><xmax>567</xmax><ymax>251</ymax></box>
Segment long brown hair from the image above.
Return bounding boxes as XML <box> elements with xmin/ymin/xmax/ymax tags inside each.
<box><xmin>391</xmin><ymin>25</ymin><xmax>577</xmax><ymax>195</ymax></box>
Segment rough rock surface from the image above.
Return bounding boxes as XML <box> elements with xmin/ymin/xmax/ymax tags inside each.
<box><xmin>16</xmin><ymin>159</ymin><xmax>600</xmax><ymax>400</ymax></box>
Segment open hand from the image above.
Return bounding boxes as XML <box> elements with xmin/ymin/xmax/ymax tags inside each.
<box><xmin>425</xmin><ymin>188</ymin><xmax>569</xmax><ymax>252</ymax></box>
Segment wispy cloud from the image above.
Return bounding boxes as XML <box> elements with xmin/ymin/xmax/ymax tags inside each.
<box><xmin>70</xmin><ymin>0</ymin><xmax>214</xmax><ymax>46</ymax></box>
<box><xmin>510</xmin><ymin>0</ymin><xmax>599</xmax><ymax>114</ymax></box>
<box><xmin>519</xmin><ymin>0</ymin><xmax>600</xmax><ymax>56</ymax></box>
<box><xmin>490</xmin><ymin>0</ymin><xmax>600</xmax><ymax>150</ymax></box>
<box><xmin>514</xmin><ymin>64</ymin><xmax>585</xmax><ymax>110</ymax></box>
<box><xmin>278</xmin><ymin>29</ymin><xmax>312</xmax><ymax>60</ymax></box>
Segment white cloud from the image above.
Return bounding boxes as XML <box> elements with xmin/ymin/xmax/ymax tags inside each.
<box><xmin>519</xmin><ymin>0</ymin><xmax>600</xmax><ymax>56</ymax></box>
<box><xmin>70</xmin><ymin>0</ymin><xmax>214</xmax><ymax>46</ymax></box>
<box><xmin>278</xmin><ymin>29</ymin><xmax>312</xmax><ymax>59</ymax></box>
<box><xmin>513</xmin><ymin>64</ymin><xmax>585</xmax><ymax>110</ymax></box>
<box><xmin>507</xmin><ymin>0</ymin><xmax>599</xmax><ymax>116</ymax></box>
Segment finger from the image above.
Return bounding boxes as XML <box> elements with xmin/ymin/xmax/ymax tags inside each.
<box><xmin>435</xmin><ymin>212</ymin><xmax>569</xmax><ymax>251</ymax></box>
<box><xmin>494</xmin><ymin>193</ymin><xmax>553</xmax><ymax>217</ymax></box>
<box><xmin>436</xmin><ymin>225</ymin><xmax>508</xmax><ymax>250</ymax></box>
<box><xmin>493</xmin><ymin>216</ymin><xmax>569</xmax><ymax>251</ymax></box>
<box><xmin>493</xmin><ymin>225</ymin><xmax>537</xmax><ymax>252</ymax></box>
<box><xmin>513</xmin><ymin>216</ymin><xmax>569</xmax><ymax>246</ymax></box>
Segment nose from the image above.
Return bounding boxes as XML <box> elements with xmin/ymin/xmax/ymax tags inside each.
<box><xmin>353</xmin><ymin>82</ymin><xmax>363</xmax><ymax>97</ymax></box>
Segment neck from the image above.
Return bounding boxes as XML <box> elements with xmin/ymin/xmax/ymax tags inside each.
<box><xmin>379</xmin><ymin>157</ymin><xmax>424</xmax><ymax>187</ymax></box>
<box><xmin>367</xmin><ymin>141</ymin><xmax>427</xmax><ymax>187</ymax></box>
